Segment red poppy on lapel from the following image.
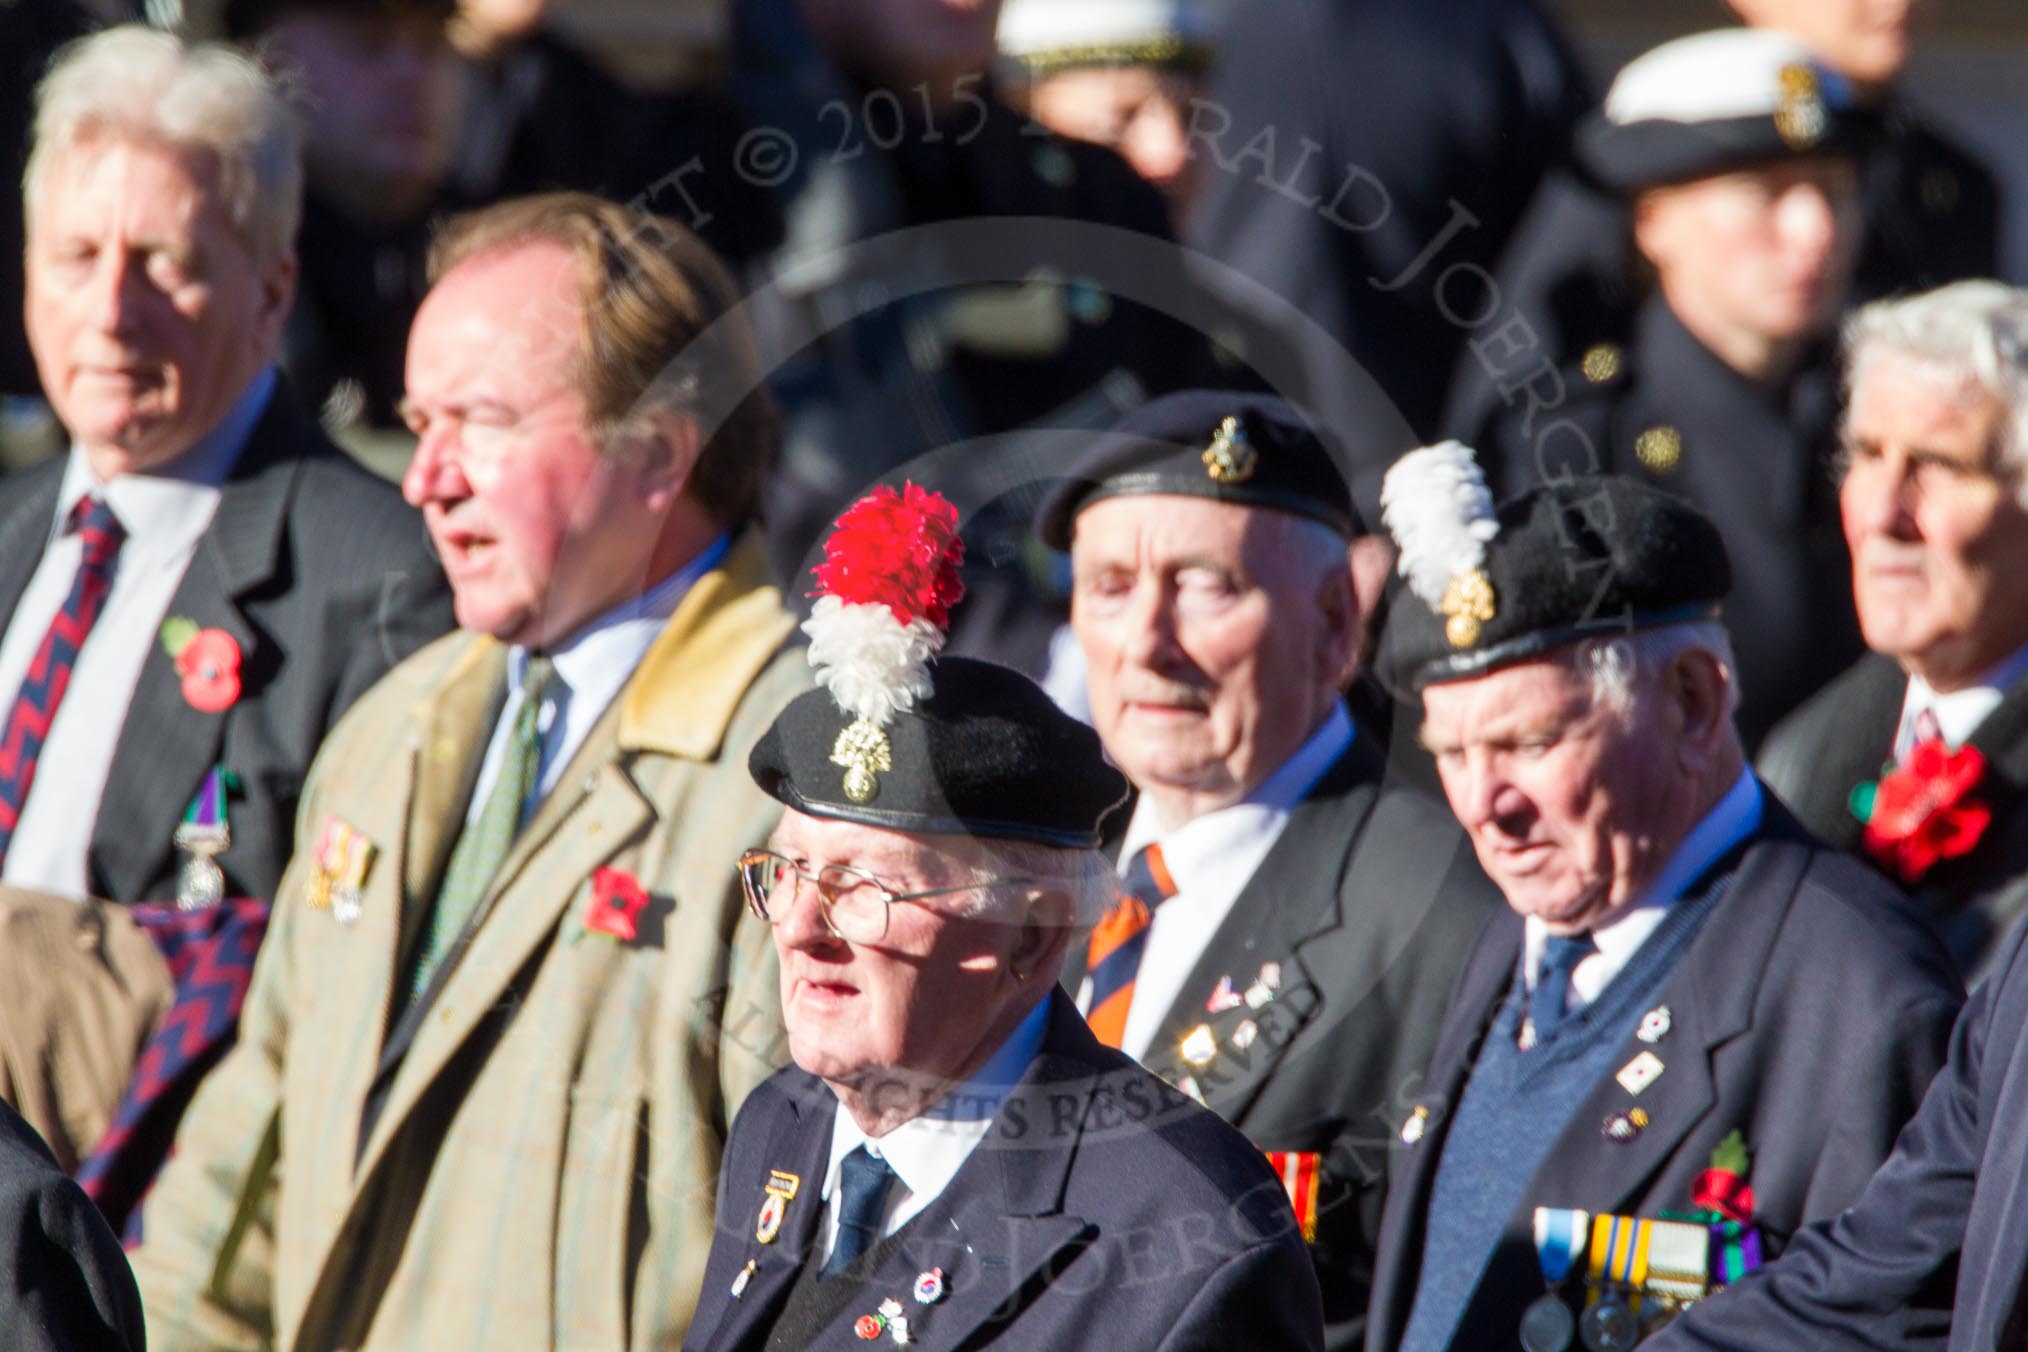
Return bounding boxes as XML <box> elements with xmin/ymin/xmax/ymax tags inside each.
<box><xmin>1855</xmin><ymin>740</ymin><xmax>1992</xmax><ymax>884</ymax></box>
<box><xmin>161</xmin><ymin>620</ymin><xmax>242</xmax><ymax>714</ymax></box>
<box><xmin>585</xmin><ymin>867</ymin><xmax>649</xmax><ymax>942</ymax></box>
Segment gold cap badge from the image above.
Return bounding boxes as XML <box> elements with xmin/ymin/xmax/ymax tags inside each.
<box><xmin>1441</xmin><ymin>569</ymin><xmax>1498</xmax><ymax>649</ymax></box>
<box><xmin>1774</xmin><ymin>62</ymin><xmax>1827</xmax><ymax>150</ymax></box>
<box><xmin>1202</xmin><ymin>415</ymin><xmax>1258</xmax><ymax>484</ymax></box>
<box><xmin>831</xmin><ymin>718</ymin><xmax>893</xmax><ymax>804</ymax></box>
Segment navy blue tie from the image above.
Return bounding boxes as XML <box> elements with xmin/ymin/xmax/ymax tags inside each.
<box><xmin>822</xmin><ymin>1145</ymin><xmax>896</xmax><ymax>1278</ymax></box>
<box><xmin>1527</xmin><ymin>932</ymin><xmax>1597</xmax><ymax>1047</ymax></box>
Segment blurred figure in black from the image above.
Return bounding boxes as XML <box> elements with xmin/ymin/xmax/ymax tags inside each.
<box><xmin>1444</xmin><ymin>0</ymin><xmax>2001</xmax><ymax>447</ymax></box>
<box><xmin>1465</xmin><ymin>30</ymin><xmax>1868</xmax><ymax>750</ymax></box>
<box><xmin>732</xmin><ymin>0</ymin><xmax>1212</xmax><ymax>674</ymax></box>
<box><xmin>997</xmin><ymin>0</ymin><xmax>1226</xmax><ymax>223</ymax></box>
<box><xmin>1186</xmin><ymin>0</ymin><xmax>1591</xmax><ymax>490</ymax></box>
<box><xmin>2</xmin><ymin>0</ymin><xmax>93</xmax><ymax>403</ymax></box>
<box><xmin>227</xmin><ymin>0</ymin><xmax>461</xmax><ymax>432</ymax></box>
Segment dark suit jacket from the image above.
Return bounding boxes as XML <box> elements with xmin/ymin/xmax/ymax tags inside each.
<box><xmin>0</xmin><ymin>1098</ymin><xmax>144</xmax><ymax>1350</ymax></box>
<box><xmin>1365</xmin><ymin>797</ymin><xmax>1964</xmax><ymax>1352</ymax></box>
<box><xmin>1649</xmin><ymin>909</ymin><xmax>2028</xmax><ymax>1351</ymax></box>
<box><xmin>683</xmin><ymin>992</ymin><xmax>1326</xmax><ymax>1352</ymax></box>
<box><xmin>1760</xmin><ymin>652</ymin><xmax>2028</xmax><ymax>983</ymax></box>
<box><xmin>0</xmin><ymin>386</ymin><xmax>453</xmax><ymax>904</ymax></box>
<box><xmin>1069</xmin><ymin>736</ymin><xmax>1500</xmax><ymax>1348</ymax></box>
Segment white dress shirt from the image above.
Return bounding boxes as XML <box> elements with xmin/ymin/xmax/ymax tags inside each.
<box><xmin>1892</xmin><ymin>642</ymin><xmax>2028</xmax><ymax>763</ymax></box>
<box><xmin>816</xmin><ymin>996</ymin><xmax>1049</xmax><ymax>1263</ymax></box>
<box><xmin>1090</xmin><ymin>703</ymin><xmax>1355</xmax><ymax>1061</ymax></box>
<box><xmin>0</xmin><ymin>368</ymin><xmax>274</xmax><ymax>898</ymax></box>
<box><xmin>462</xmin><ymin>533</ymin><xmax>730</xmax><ymax>829</ymax></box>
<box><xmin>1522</xmin><ymin>767</ymin><xmax>1764</xmax><ymax>1015</ymax></box>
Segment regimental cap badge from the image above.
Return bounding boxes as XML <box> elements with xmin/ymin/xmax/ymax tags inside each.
<box><xmin>803</xmin><ymin>485</ymin><xmax>967</xmax><ymax>806</ymax></box>
<box><xmin>1774</xmin><ymin>61</ymin><xmax>1827</xmax><ymax>149</ymax></box>
<box><xmin>1381</xmin><ymin>441</ymin><xmax>1501</xmax><ymax>650</ymax></box>
<box><xmin>1201</xmin><ymin>414</ymin><xmax>1258</xmax><ymax>483</ymax></box>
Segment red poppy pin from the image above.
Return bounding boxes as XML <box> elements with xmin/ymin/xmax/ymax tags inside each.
<box><xmin>160</xmin><ymin>617</ymin><xmax>243</xmax><ymax>714</ymax></box>
<box><xmin>585</xmin><ymin>867</ymin><xmax>649</xmax><ymax>942</ymax></box>
<box><xmin>1850</xmin><ymin>739</ymin><xmax>1992</xmax><ymax>884</ymax></box>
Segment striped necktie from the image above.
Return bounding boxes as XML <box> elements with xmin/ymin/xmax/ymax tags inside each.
<box><xmin>0</xmin><ymin>496</ymin><xmax>125</xmax><ymax>866</ymax></box>
<box><xmin>1084</xmin><ymin>843</ymin><xmax>1178</xmax><ymax>1048</ymax></box>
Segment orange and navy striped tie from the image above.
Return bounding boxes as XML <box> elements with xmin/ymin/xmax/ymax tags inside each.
<box><xmin>1085</xmin><ymin>843</ymin><xmax>1178</xmax><ymax>1048</ymax></box>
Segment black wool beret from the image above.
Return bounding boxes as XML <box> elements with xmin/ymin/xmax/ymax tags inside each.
<box><xmin>1035</xmin><ymin>390</ymin><xmax>1359</xmax><ymax>549</ymax></box>
<box><xmin>749</xmin><ymin>656</ymin><xmax>1129</xmax><ymax>848</ymax></box>
<box><xmin>1376</xmin><ymin>474</ymin><xmax>1733</xmax><ymax>697</ymax></box>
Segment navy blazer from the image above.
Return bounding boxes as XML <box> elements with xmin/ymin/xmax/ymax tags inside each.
<box><xmin>683</xmin><ymin>991</ymin><xmax>1326</xmax><ymax>1352</ymax></box>
<box><xmin>0</xmin><ymin>1099</ymin><xmax>144</xmax><ymax>1350</ymax></box>
<box><xmin>1365</xmin><ymin>797</ymin><xmax>1963</xmax><ymax>1352</ymax></box>
<box><xmin>1064</xmin><ymin>735</ymin><xmax>1501</xmax><ymax>1349</ymax></box>
<box><xmin>1759</xmin><ymin>652</ymin><xmax>2028</xmax><ymax>983</ymax></box>
<box><xmin>1649</xmin><ymin>907</ymin><xmax>2028</xmax><ymax>1350</ymax></box>
<box><xmin>0</xmin><ymin>385</ymin><xmax>453</xmax><ymax>904</ymax></box>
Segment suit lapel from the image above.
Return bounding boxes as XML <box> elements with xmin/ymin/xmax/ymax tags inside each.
<box><xmin>1808</xmin><ymin>655</ymin><xmax>1904</xmax><ymax>849</ymax></box>
<box><xmin>398</xmin><ymin>640</ymin><xmax>507</xmax><ymax>938</ymax></box>
<box><xmin>1138</xmin><ymin>744</ymin><xmax>1381</xmax><ymax>1118</ymax></box>
<box><xmin>1519</xmin><ymin>820</ymin><xmax>1808</xmax><ymax>1220</ymax></box>
<box><xmin>353</xmin><ymin>705</ymin><xmax>652</xmax><ymax>1185</ymax></box>
<box><xmin>90</xmin><ymin>397</ymin><xmax>302</xmax><ymax>903</ymax></box>
<box><xmin>700</xmin><ymin>1082</ymin><xmax>834</xmax><ymax>1352</ymax></box>
<box><xmin>0</xmin><ymin>461</ymin><xmax>61</xmax><ymax>627</ymax></box>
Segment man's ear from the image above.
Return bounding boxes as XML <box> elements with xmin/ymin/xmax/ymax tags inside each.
<box><xmin>1012</xmin><ymin>885</ymin><xmax>1076</xmax><ymax>985</ymax></box>
<box><xmin>624</xmin><ymin>409</ymin><xmax>703</xmax><ymax>512</ymax></box>
<box><xmin>253</xmin><ymin>252</ymin><xmax>298</xmax><ymax>355</ymax></box>
<box><xmin>1667</xmin><ymin>647</ymin><xmax>1735</xmax><ymax>769</ymax></box>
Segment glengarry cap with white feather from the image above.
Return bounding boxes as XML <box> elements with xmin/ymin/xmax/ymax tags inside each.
<box><xmin>1375</xmin><ymin>447</ymin><xmax>1734</xmax><ymax>695</ymax></box>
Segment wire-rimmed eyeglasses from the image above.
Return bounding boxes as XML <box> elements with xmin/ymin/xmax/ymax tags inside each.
<box><xmin>736</xmin><ymin>849</ymin><xmax>1043</xmax><ymax>945</ymax></box>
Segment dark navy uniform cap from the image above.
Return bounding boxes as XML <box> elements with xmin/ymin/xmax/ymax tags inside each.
<box><xmin>749</xmin><ymin>656</ymin><xmax>1129</xmax><ymax>848</ymax></box>
<box><xmin>1035</xmin><ymin>390</ymin><xmax>1359</xmax><ymax>549</ymax></box>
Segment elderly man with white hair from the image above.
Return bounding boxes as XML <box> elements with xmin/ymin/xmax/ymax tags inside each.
<box><xmin>0</xmin><ymin>26</ymin><xmax>447</xmax><ymax>1191</ymax></box>
<box><xmin>1759</xmin><ymin>282</ymin><xmax>2028</xmax><ymax>984</ymax></box>
<box><xmin>1362</xmin><ymin>450</ymin><xmax>1962</xmax><ymax>1352</ymax></box>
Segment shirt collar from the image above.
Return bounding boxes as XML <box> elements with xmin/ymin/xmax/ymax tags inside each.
<box><xmin>824</xmin><ymin>996</ymin><xmax>1050</xmax><ymax>1210</ymax></box>
<box><xmin>1523</xmin><ymin>768</ymin><xmax>1763</xmax><ymax>982</ymax></box>
<box><xmin>1119</xmin><ymin>701</ymin><xmax>1354</xmax><ymax>880</ymax></box>
<box><xmin>54</xmin><ymin>366</ymin><xmax>275</xmax><ymax>553</ymax></box>
<box><xmin>506</xmin><ymin>532</ymin><xmax>731</xmax><ymax>697</ymax></box>
<box><xmin>1898</xmin><ymin>640</ymin><xmax>2028</xmax><ymax>756</ymax></box>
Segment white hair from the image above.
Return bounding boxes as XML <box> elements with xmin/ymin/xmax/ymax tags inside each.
<box><xmin>1844</xmin><ymin>280</ymin><xmax>2028</xmax><ymax>506</ymax></box>
<box><xmin>24</xmin><ymin>26</ymin><xmax>302</xmax><ymax>264</ymax></box>
<box><xmin>958</xmin><ymin>839</ymin><xmax>1118</xmax><ymax>937</ymax></box>
<box><xmin>1573</xmin><ymin>620</ymin><xmax>1741</xmax><ymax>718</ymax></box>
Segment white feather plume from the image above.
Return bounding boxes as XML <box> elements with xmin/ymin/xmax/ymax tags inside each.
<box><xmin>1381</xmin><ymin>440</ymin><xmax>1500</xmax><ymax>609</ymax></box>
<box><xmin>803</xmin><ymin>596</ymin><xmax>944</xmax><ymax>726</ymax></box>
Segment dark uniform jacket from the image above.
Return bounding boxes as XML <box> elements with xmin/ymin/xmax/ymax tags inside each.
<box><xmin>1</xmin><ymin>0</ymin><xmax>93</xmax><ymax>400</ymax></box>
<box><xmin>1188</xmin><ymin>0</ymin><xmax>1592</xmax><ymax>482</ymax></box>
<box><xmin>1465</xmin><ymin>297</ymin><xmax>1862</xmax><ymax>749</ymax></box>
<box><xmin>1760</xmin><ymin>652</ymin><xmax>2028</xmax><ymax>983</ymax></box>
<box><xmin>683</xmin><ymin>991</ymin><xmax>1326</xmax><ymax>1352</ymax></box>
<box><xmin>1068</xmin><ymin>734</ymin><xmax>1500</xmax><ymax>1349</ymax></box>
<box><xmin>0</xmin><ymin>1099</ymin><xmax>144</xmax><ymax>1350</ymax></box>
<box><xmin>1648</xmin><ymin>909</ymin><xmax>2028</xmax><ymax>1352</ymax></box>
<box><xmin>729</xmin><ymin>0</ymin><xmax>1215</xmax><ymax>672</ymax></box>
<box><xmin>1442</xmin><ymin>96</ymin><xmax>2002</xmax><ymax>452</ymax></box>
<box><xmin>0</xmin><ymin>384</ymin><xmax>452</xmax><ymax>904</ymax></box>
<box><xmin>1366</xmin><ymin>796</ymin><xmax>1963</xmax><ymax>1352</ymax></box>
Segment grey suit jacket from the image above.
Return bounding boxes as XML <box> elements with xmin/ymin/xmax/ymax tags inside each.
<box><xmin>1366</xmin><ymin>799</ymin><xmax>1964</xmax><ymax>1352</ymax></box>
<box><xmin>0</xmin><ymin>385</ymin><xmax>453</xmax><ymax>904</ymax></box>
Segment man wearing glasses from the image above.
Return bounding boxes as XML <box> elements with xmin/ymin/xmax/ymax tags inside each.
<box><xmin>683</xmin><ymin>487</ymin><xmax>1325</xmax><ymax>1351</ymax></box>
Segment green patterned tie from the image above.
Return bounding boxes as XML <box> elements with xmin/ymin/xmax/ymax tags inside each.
<box><xmin>406</xmin><ymin>655</ymin><xmax>556</xmax><ymax>1004</ymax></box>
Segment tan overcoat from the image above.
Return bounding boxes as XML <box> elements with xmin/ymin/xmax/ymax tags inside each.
<box><xmin>133</xmin><ymin>534</ymin><xmax>805</xmax><ymax>1350</ymax></box>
